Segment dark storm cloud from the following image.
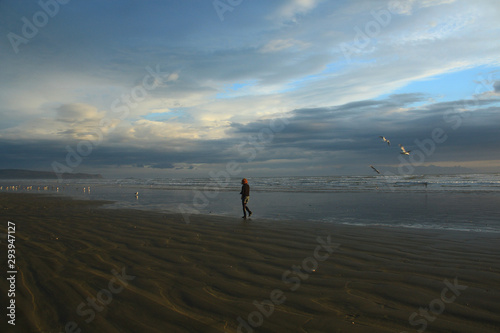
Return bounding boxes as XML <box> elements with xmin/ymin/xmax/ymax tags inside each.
<box><xmin>231</xmin><ymin>94</ymin><xmax>500</xmax><ymax>167</ymax></box>
<box><xmin>0</xmin><ymin>137</ymin><xmax>233</xmax><ymax>172</ymax></box>
<box><xmin>494</xmin><ymin>81</ymin><xmax>500</xmax><ymax>93</ymax></box>
<box><xmin>1</xmin><ymin>92</ymin><xmax>499</xmax><ymax>175</ymax></box>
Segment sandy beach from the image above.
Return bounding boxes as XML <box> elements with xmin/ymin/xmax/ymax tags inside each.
<box><xmin>1</xmin><ymin>193</ymin><xmax>499</xmax><ymax>333</ymax></box>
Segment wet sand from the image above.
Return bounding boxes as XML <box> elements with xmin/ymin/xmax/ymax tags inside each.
<box><xmin>1</xmin><ymin>193</ymin><xmax>499</xmax><ymax>332</ymax></box>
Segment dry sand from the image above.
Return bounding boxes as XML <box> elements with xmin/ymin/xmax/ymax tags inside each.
<box><xmin>1</xmin><ymin>193</ymin><xmax>499</xmax><ymax>332</ymax></box>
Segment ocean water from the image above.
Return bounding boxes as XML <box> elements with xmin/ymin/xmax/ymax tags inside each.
<box><xmin>2</xmin><ymin>174</ymin><xmax>500</xmax><ymax>233</ymax></box>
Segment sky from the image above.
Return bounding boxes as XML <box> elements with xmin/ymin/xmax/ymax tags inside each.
<box><xmin>0</xmin><ymin>0</ymin><xmax>499</xmax><ymax>178</ymax></box>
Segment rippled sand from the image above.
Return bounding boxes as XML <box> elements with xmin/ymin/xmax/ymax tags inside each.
<box><xmin>1</xmin><ymin>193</ymin><xmax>499</xmax><ymax>332</ymax></box>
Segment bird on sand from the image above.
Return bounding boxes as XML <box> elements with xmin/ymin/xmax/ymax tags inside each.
<box><xmin>399</xmin><ymin>144</ymin><xmax>411</xmax><ymax>155</ymax></box>
<box><xmin>379</xmin><ymin>136</ymin><xmax>391</xmax><ymax>146</ymax></box>
<box><xmin>370</xmin><ymin>165</ymin><xmax>381</xmax><ymax>174</ymax></box>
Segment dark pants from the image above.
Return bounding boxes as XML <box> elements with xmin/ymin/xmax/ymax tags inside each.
<box><xmin>242</xmin><ymin>196</ymin><xmax>251</xmax><ymax>217</ymax></box>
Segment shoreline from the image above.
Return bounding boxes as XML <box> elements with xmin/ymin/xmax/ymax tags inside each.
<box><xmin>3</xmin><ymin>188</ymin><xmax>500</xmax><ymax>234</ymax></box>
<box><xmin>1</xmin><ymin>192</ymin><xmax>499</xmax><ymax>332</ymax></box>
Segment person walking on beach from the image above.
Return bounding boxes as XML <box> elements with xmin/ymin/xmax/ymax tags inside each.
<box><xmin>240</xmin><ymin>178</ymin><xmax>252</xmax><ymax>219</ymax></box>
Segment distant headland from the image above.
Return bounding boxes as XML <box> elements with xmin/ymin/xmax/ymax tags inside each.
<box><xmin>0</xmin><ymin>169</ymin><xmax>103</xmax><ymax>179</ymax></box>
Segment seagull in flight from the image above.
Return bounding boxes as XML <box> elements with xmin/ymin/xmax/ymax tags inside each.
<box><xmin>370</xmin><ymin>165</ymin><xmax>381</xmax><ymax>174</ymax></box>
<box><xmin>399</xmin><ymin>144</ymin><xmax>411</xmax><ymax>155</ymax></box>
<box><xmin>379</xmin><ymin>136</ymin><xmax>390</xmax><ymax>146</ymax></box>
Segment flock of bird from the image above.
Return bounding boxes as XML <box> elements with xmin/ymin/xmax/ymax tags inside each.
<box><xmin>0</xmin><ymin>185</ymin><xmax>91</xmax><ymax>193</ymax></box>
<box><xmin>369</xmin><ymin>136</ymin><xmax>411</xmax><ymax>175</ymax></box>
<box><xmin>1</xmin><ymin>184</ymin><xmax>141</xmax><ymax>200</ymax></box>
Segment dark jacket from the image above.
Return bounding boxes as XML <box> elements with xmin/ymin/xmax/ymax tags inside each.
<box><xmin>240</xmin><ymin>184</ymin><xmax>250</xmax><ymax>198</ymax></box>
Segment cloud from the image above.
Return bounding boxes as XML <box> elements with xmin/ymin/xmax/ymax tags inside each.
<box><xmin>124</xmin><ymin>119</ymin><xmax>206</xmax><ymax>141</ymax></box>
<box><xmin>56</xmin><ymin>103</ymin><xmax>101</xmax><ymax>123</ymax></box>
<box><xmin>388</xmin><ymin>0</ymin><xmax>457</xmax><ymax>15</ymax></box>
<box><xmin>0</xmin><ymin>103</ymin><xmax>107</xmax><ymax>141</ymax></box>
<box><xmin>393</xmin><ymin>11</ymin><xmax>477</xmax><ymax>45</ymax></box>
<box><xmin>149</xmin><ymin>162</ymin><xmax>175</xmax><ymax>169</ymax></box>
<box><xmin>2</xmin><ymin>93</ymin><xmax>500</xmax><ymax>176</ymax></box>
<box><xmin>51</xmin><ymin>103</ymin><xmax>108</xmax><ymax>141</ymax></box>
<box><xmin>1</xmin><ymin>1</ymin><xmax>500</xmax><ymax>176</ymax></box>
<box><xmin>273</xmin><ymin>0</ymin><xmax>323</xmax><ymax>21</ymax></box>
<box><xmin>229</xmin><ymin>94</ymin><xmax>500</xmax><ymax>171</ymax></box>
<box><xmin>259</xmin><ymin>39</ymin><xmax>310</xmax><ymax>53</ymax></box>
<box><xmin>494</xmin><ymin>81</ymin><xmax>500</xmax><ymax>93</ymax></box>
